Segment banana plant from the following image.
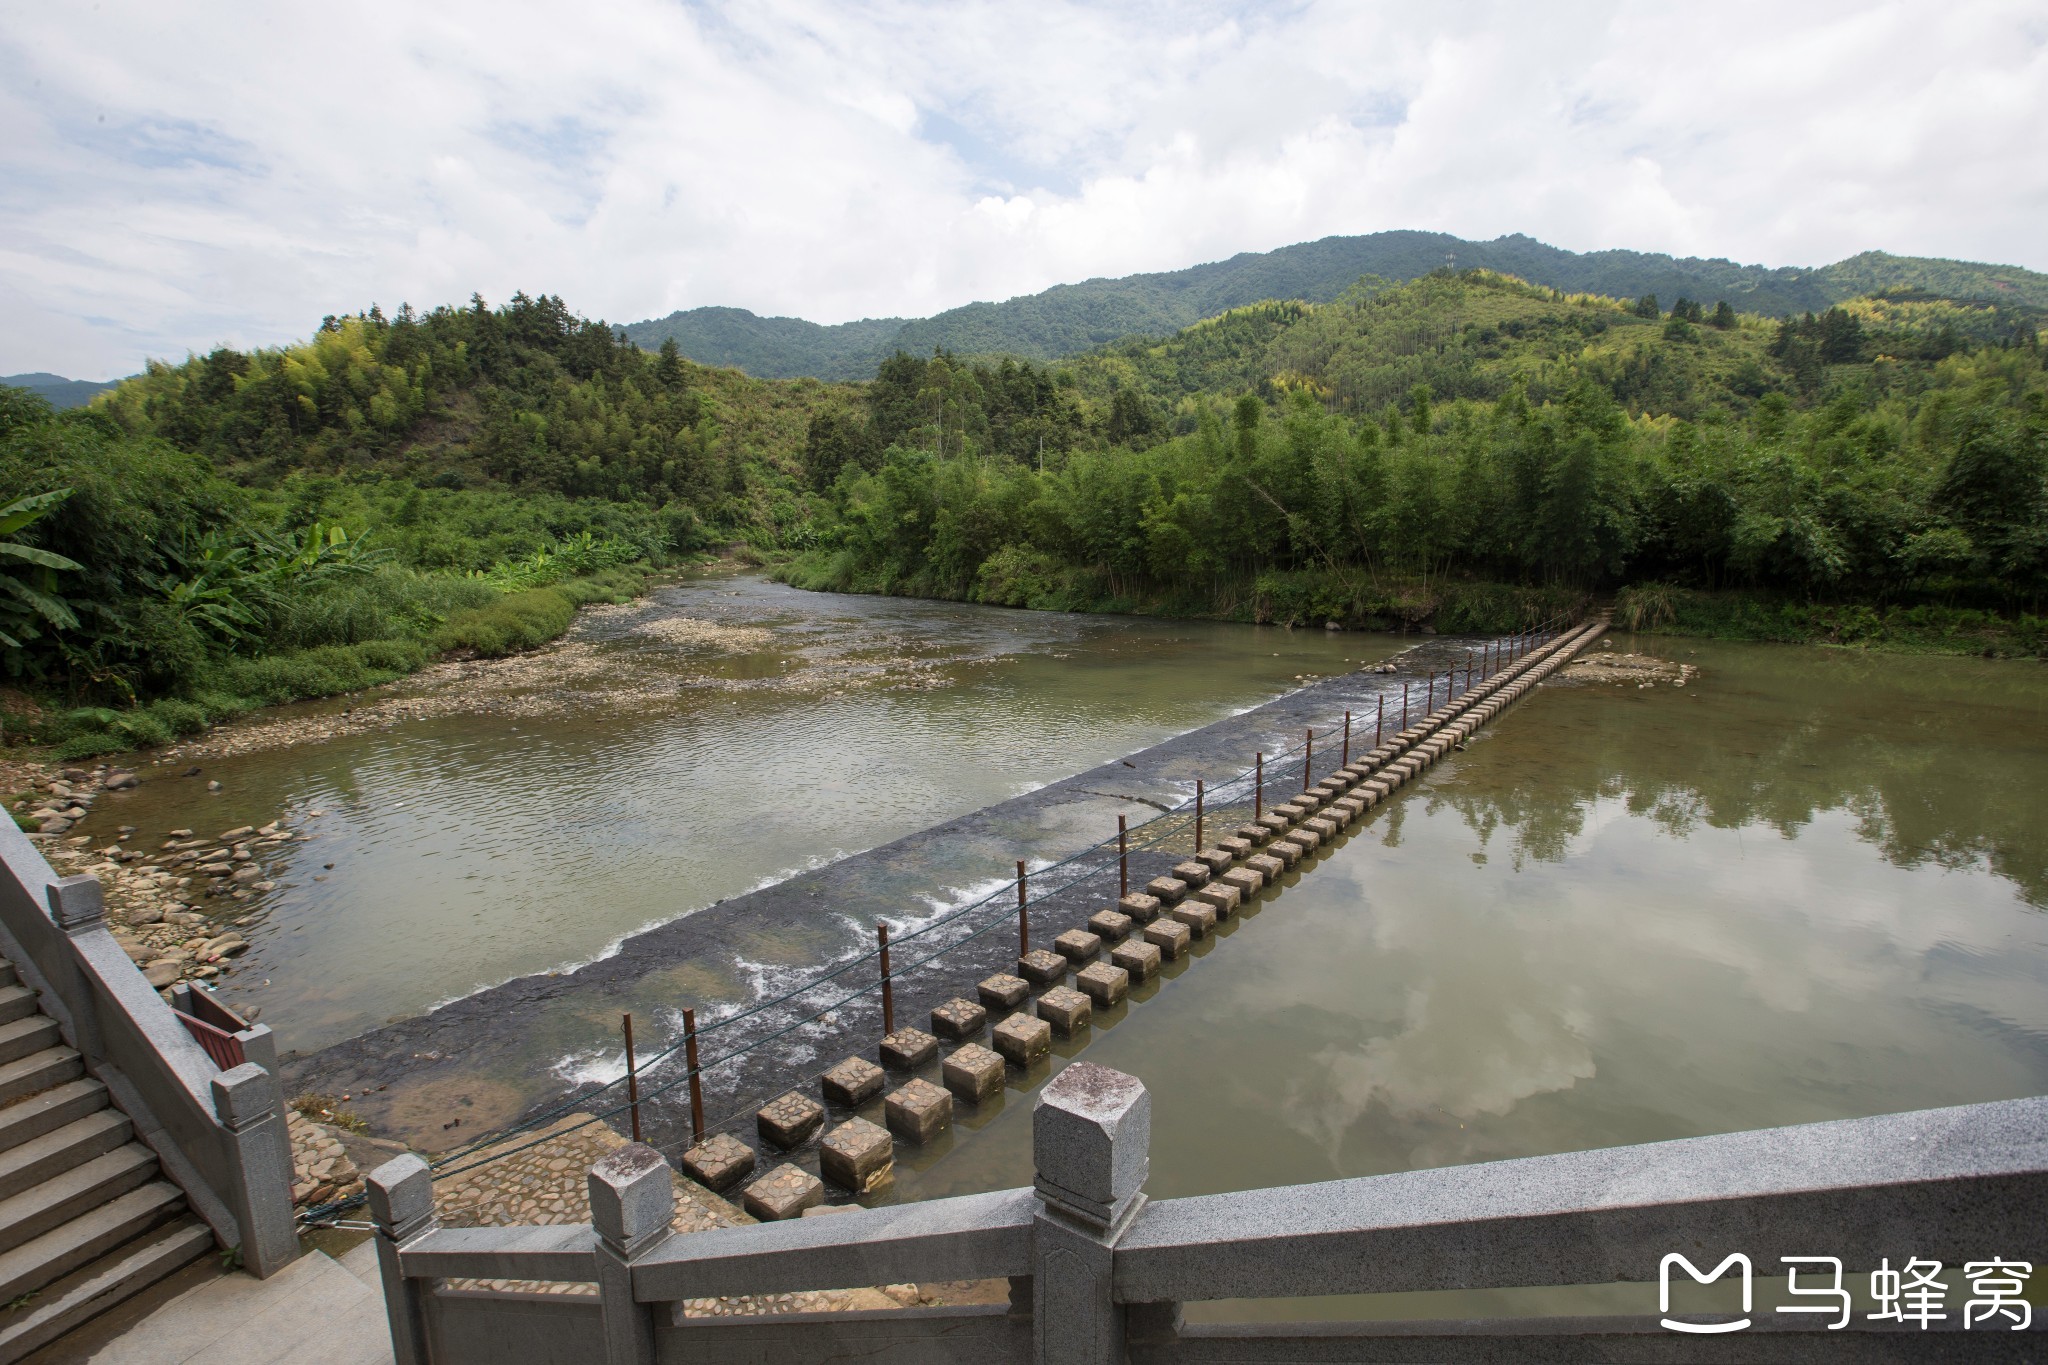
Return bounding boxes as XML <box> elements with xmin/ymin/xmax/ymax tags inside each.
<box><xmin>0</xmin><ymin>490</ymin><xmax>82</xmax><ymax>650</ymax></box>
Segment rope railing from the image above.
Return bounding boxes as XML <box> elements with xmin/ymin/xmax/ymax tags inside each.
<box><xmin>298</xmin><ymin>616</ymin><xmax>1589</xmax><ymax>1225</ymax></box>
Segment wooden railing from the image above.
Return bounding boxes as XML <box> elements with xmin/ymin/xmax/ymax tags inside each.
<box><xmin>367</xmin><ymin>1063</ymin><xmax>2046</xmax><ymax>1364</ymax></box>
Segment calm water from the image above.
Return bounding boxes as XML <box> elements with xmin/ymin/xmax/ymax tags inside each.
<box><xmin>871</xmin><ymin>635</ymin><xmax>2048</xmax><ymax>1313</ymax></box>
<box><xmin>96</xmin><ymin>574</ymin><xmax>1380</xmax><ymax>1052</ymax></box>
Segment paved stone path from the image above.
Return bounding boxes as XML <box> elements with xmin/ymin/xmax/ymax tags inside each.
<box><xmin>86</xmin><ymin>1241</ymin><xmax>393</xmax><ymax>1365</ymax></box>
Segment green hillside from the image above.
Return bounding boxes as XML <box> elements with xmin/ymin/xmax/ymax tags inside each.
<box><xmin>1</xmin><ymin>374</ymin><xmax>120</xmax><ymax>410</ymax></box>
<box><xmin>623</xmin><ymin>231</ymin><xmax>2048</xmax><ymax>380</ymax></box>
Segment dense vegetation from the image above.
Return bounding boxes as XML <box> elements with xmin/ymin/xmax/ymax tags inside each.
<box><xmin>782</xmin><ymin>272</ymin><xmax>2048</xmax><ymax>651</ymax></box>
<box><xmin>625</xmin><ymin>231</ymin><xmax>2048</xmax><ymax>380</ymax></box>
<box><xmin>0</xmin><ymin>291</ymin><xmax>873</xmax><ymax>756</ymax></box>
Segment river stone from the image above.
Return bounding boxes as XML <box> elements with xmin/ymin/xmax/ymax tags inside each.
<box><xmin>131</xmin><ymin>907</ymin><xmax>165</xmax><ymax>925</ymax></box>
<box><xmin>1017</xmin><ymin>949</ymin><xmax>1066</xmax><ymax>984</ymax></box>
<box><xmin>1075</xmin><ymin>961</ymin><xmax>1128</xmax><ymax>1007</ymax></box>
<box><xmin>756</xmin><ymin>1091</ymin><xmax>825</xmax><ymax>1150</ymax></box>
<box><xmin>878</xmin><ymin>1027</ymin><xmax>938</xmax><ymax>1071</ymax></box>
<box><xmin>819</xmin><ymin>1118</ymin><xmax>894</xmax><ymax>1192</ymax></box>
<box><xmin>929</xmin><ymin>997</ymin><xmax>986</xmax><ymax>1041</ymax></box>
<box><xmin>1116</xmin><ymin>893</ymin><xmax>1161</xmax><ymax>923</ymax></box>
<box><xmin>821</xmin><ymin>1056</ymin><xmax>884</xmax><ymax>1106</ymax></box>
<box><xmin>743</xmin><ymin>1164</ymin><xmax>823</xmax><ymax>1221</ymax></box>
<box><xmin>1035</xmin><ymin>986</ymin><xmax>1091</xmax><ymax>1036</ymax></box>
<box><xmin>104</xmin><ymin>773</ymin><xmax>138</xmax><ymax>790</ymax></box>
<box><xmin>941</xmin><ymin>1043</ymin><xmax>1005</xmax><ymax>1104</ymax></box>
<box><xmin>1085</xmin><ymin>909</ymin><xmax>1132</xmax><ymax>943</ymax></box>
<box><xmin>230</xmin><ymin>866</ymin><xmax>261</xmax><ymax>885</ymax></box>
<box><xmin>681</xmin><ymin>1133</ymin><xmax>755</xmax><ymax>1192</ymax></box>
<box><xmin>884</xmin><ymin>1079</ymin><xmax>952</xmax><ymax>1145</ymax></box>
<box><xmin>143</xmin><ymin>963</ymin><xmax>180</xmax><ymax>988</ymax></box>
<box><xmin>991</xmin><ymin>1013</ymin><xmax>1051</xmax><ymax>1066</ymax></box>
<box><xmin>976</xmin><ymin>974</ymin><xmax>1029</xmax><ymax>1011</ymax></box>
<box><xmin>1143</xmin><ymin>876</ymin><xmax>1187</xmax><ymax>906</ymax></box>
<box><xmin>1052</xmin><ymin>929</ymin><xmax>1101</xmax><ymax>965</ymax></box>
<box><xmin>38</xmin><ymin>818</ymin><xmax>70</xmax><ymax>835</ymax></box>
<box><xmin>1143</xmin><ymin>918</ymin><xmax>1190</xmax><ymax>960</ymax></box>
<box><xmin>1109</xmin><ymin>938</ymin><xmax>1161</xmax><ymax>982</ymax></box>
<box><xmin>219</xmin><ymin>827</ymin><xmax>255</xmax><ymax>841</ymax></box>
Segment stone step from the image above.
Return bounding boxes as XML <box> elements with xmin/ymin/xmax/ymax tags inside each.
<box><xmin>0</xmin><ymin>1018</ymin><xmax>60</xmax><ymax>1070</ymax></box>
<box><xmin>0</xmin><ymin>1180</ymin><xmax>187</xmax><ymax>1304</ymax></box>
<box><xmin>0</xmin><ymin>1145</ymin><xmax>157</xmax><ymax>1257</ymax></box>
<box><xmin>0</xmin><ymin>962</ymin><xmax>17</xmax><ymax>992</ymax></box>
<box><xmin>0</xmin><ymin>1080</ymin><xmax>110</xmax><ymax>1158</ymax></box>
<box><xmin>0</xmin><ymin>1111</ymin><xmax>132</xmax><ymax>1204</ymax></box>
<box><xmin>0</xmin><ymin>1215</ymin><xmax>212</xmax><ymax>1363</ymax></box>
<box><xmin>0</xmin><ymin>988</ymin><xmax>36</xmax><ymax>1029</ymax></box>
<box><xmin>0</xmin><ymin>1048</ymin><xmax>84</xmax><ymax>1109</ymax></box>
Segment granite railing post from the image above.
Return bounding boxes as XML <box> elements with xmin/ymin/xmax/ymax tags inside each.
<box><xmin>367</xmin><ymin>1154</ymin><xmax>438</xmax><ymax>1365</ymax></box>
<box><xmin>46</xmin><ymin>877</ymin><xmax>105</xmax><ymax>1064</ymax></box>
<box><xmin>1031</xmin><ymin>1062</ymin><xmax>1150</xmax><ymax>1365</ymax></box>
<box><xmin>210</xmin><ymin>1062</ymin><xmax>300</xmax><ymax>1277</ymax></box>
<box><xmin>590</xmin><ymin>1142</ymin><xmax>674</xmax><ymax>1365</ymax></box>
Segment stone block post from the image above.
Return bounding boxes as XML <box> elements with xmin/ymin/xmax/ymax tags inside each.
<box><xmin>367</xmin><ymin>1154</ymin><xmax>437</xmax><ymax>1365</ymax></box>
<box><xmin>210</xmin><ymin>1062</ymin><xmax>299</xmax><ymax>1278</ymax></box>
<box><xmin>589</xmin><ymin>1142</ymin><xmax>675</xmax><ymax>1365</ymax></box>
<box><xmin>46</xmin><ymin>877</ymin><xmax>105</xmax><ymax>1064</ymax></box>
<box><xmin>1031</xmin><ymin>1062</ymin><xmax>1150</xmax><ymax>1365</ymax></box>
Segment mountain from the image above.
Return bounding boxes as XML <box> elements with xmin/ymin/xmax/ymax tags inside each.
<box><xmin>622</xmin><ymin>232</ymin><xmax>2048</xmax><ymax>380</ymax></box>
<box><xmin>2</xmin><ymin>373</ymin><xmax>120</xmax><ymax>409</ymax></box>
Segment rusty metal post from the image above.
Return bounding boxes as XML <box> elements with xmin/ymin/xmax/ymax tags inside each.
<box><xmin>877</xmin><ymin>922</ymin><xmax>894</xmax><ymax>1036</ymax></box>
<box><xmin>1255</xmin><ymin>753</ymin><xmax>1263</xmax><ymax>820</ymax></box>
<box><xmin>1401</xmin><ymin>683</ymin><xmax>1409</xmax><ymax>729</ymax></box>
<box><xmin>683</xmin><ymin>1007</ymin><xmax>705</xmax><ymax>1146</ymax></box>
<box><xmin>1195</xmin><ymin>779</ymin><xmax>1204</xmax><ymax>852</ymax></box>
<box><xmin>1376</xmin><ymin>695</ymin><xmax>1384</xmax><ymax>745</ymax></box>
<box><xmin>1342</xmin><ymin>712</ymin><xmax>1351</xmax><ymax>768</ymax></box>
<box><xmin>1303</xmin><ymin>729</ymin><xmax>1312</xmax><ymax>791</ymax></box>
<box><xmin>622</xmin><ymin>1013</ymin><xmax>641</xmax><ymax>1143</ymax></box>
<box><xmin>1118</xmin><ymin>817</ymin><xmax>1127</xmax><ymax>897</ymax></box>
<box><xmin>1018</xmin><ymin>859</ymin><xmax>1029</xmax><ymax>955</ymax></box>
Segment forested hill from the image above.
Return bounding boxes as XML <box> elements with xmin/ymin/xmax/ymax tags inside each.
<box><xmin>1</xmin><ymin>374</ymin><xmax>119</xmax><ymax>410</ymax></box>
<box><xmin>622</xmin><ymin>231</ymin><xmax>2048</xmax><ymax>380</ymax></box>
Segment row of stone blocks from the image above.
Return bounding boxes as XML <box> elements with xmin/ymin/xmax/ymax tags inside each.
<box><xmin>690</xmin><ymin>626</ymin><xmax>1601</xmax><ymax>1222</ymax></box>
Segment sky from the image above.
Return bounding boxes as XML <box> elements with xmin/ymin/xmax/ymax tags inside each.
<box><xmin>3</xmin><ymin>0</ymin><xmax>2045</xmax><ymax>379</ymax></box>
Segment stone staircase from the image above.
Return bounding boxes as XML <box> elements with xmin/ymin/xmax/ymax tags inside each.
<box><xmin>0</xmin><ymin>955</ymin><xmax>213</xmax><ymax>1361</ymax></box>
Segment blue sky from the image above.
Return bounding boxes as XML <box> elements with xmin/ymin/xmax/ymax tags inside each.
<box><xmin>1</xmin><ymin>0</ymin><xmax>2044</xmax><ymax>377</ymax></box>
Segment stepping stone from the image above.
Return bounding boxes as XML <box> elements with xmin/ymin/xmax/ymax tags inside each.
<box><xmin>744</xmin><ymin>1163</ymin><xmax>824</xmax><ymax>1221</ymax></box>
<box><xmin>1035</xmin><ymin>986</ymin><xmax>1092</xmax><ymax>1036</ymax></box>
<box><xmin>1017</xmin><ymin>948</ymin><xmax>1067</xmax><ymax>984</ymax></box>
<box><xmin>1075</xmin><ymin>961</ymin><xmax>1129</xmax><ymax>1006</ymax></box>
<box><xmin>1287</xmin><ymin>826</ymin><xmax>1322</xmax><ymax>851</ymax></box>
<box><xmin>1110</xmin><ymin>938</ymin><xmax>1161</xmax><ymax>982</ymax></box>
<box><xmin>977</xmin><ymin>973</ymin><xmax>1030</xmax><ymax>1011</ymax></box>
<box><xmin>1170</xmin><ymin>902</ymin><xmax>1216</xmax><ymax>938</ymax></box>
<box><xmin>1220</xmin><ymin>868</ymin><xmax>1263</xmax><ymax>898</ymax></box>
<box><xmin>1232</xmin><ymin>823</ymin><xmax>1271</xmax><ymax>846</ymax></box>
<box><xmin>1264</xmin><ymin>840</ymin><xmax>1302</xmax><ymax>868</ymax></box>
<box><xmin>1193</xmin><ymin>848</ymin><xmax>1233</xmax><ymax>873</ymax></box>
<box><xmin>930</xmin><ymin>997</ymin><xmax>987</xmax><ymax>1041</ymax></box>
<box><xmin>1170</xmin><ymin>860</ymin><xmax>1211</xmax><ymax>890</ymax></box>
<box><xmin>1192</xmin><ymin>882</ymin><xmax>1240</xmax><ymax>916</ymax></box>
<box><xmin>1144</xmin><ymin>876</ymin><xmax>1188</xmax><ymax>906</ymax></box>
<box><xmin>1255</xmin><ymin>814</ymin><xmax>1291</xmax><ymax>836</ymax></box>
<box><xmin>1246</xmin><ymin>853</ymin><xmax>1284</xmax><ymax>882</ymax></box>
<box><xmin>879</xmin><ymin>1027</ymin><xmax>939</xmax><ymax>1071</ymax></box>
<box><xmin>821</xmin><ymin>1056</ymin><xmax>885</xmax><ymax>1106</ymax></box>
<box><xmin>1053</xmin><ymin>928</ymin><xmax>1102</xmax><ymax>964</ymax></box>
<box><xmin>1217</xmin><ymin>836</ymin><xmax>1253</xmax><ymax>859</ymax></box>
<box><xmin>1143</xmin><ymin>918</ymin><xmax>1190</xmax><ymax>960</ymax></box>
<box><xmin>819</xmin><ymin>1118</ymin><xmax>894</xmax><ymax>1193</ymax></box>
<box><xmin>942</xmin><ymin>1043</ymin><xmax>1005</xmax><ymax>1104</ymax></box>
<box><xmin>1306</xmin><ymin>816</ymin><xmax>1339</xmax><ymax>839</ymax></box>
<box><xmin>992</xmin><ymin>1012</ymin><xmax>1052</xmax><ymax>1065</ymax></box>
<box><xmin>886</xmin><ymin>1078</ymin><xmax>953</xmax><ymax>1144</ymax></box>
<box><xmin>757</xmin><ymin>1091</ymin><xmax>824</xmax><ymax>1150</ymax></box>
<box><xmin>680</xmin><ymin>1133</ymin><xmax>754</xmax><ymax>1192</ymax></box>
<box><xmin>1117</xmin><ymin>893</ymin><xmax>1162</xmax><ymax>923</ymax></box>
<box><xmin>1086</xmin><ymin>909</ymin><xmax>1132</xmax><ymax>943</ymax></box>
<box><xmin>1273</xmin><ymin>802</ymin><xmax>1310</xmax><ymax>821</ymax></box>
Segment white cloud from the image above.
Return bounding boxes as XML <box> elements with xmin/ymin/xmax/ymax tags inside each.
<box><xmin>1</xmin><ymin>0</ymin><xmax>2043</xmax><ymax>377</ymax></box>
